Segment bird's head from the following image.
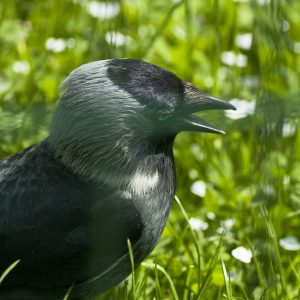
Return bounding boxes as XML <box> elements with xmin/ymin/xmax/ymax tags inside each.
<box><xmin>48</xmin><ymin>59</ymin><xmax>235</xmax><ymax>184</ymax></box>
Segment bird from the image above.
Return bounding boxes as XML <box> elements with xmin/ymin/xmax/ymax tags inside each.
<box><xmin>0</xmin><ymin>58</ymin><xmax>235</xmax><ymax>299</ymax></box>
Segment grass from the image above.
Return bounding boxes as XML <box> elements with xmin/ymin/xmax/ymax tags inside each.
<box><xmin>0</xmin><ymin>260</ymin><xmax>20</xmax><ymax>285</ymax></box>
<box><xmin>96</xmin><ymin>195</ymin><xmax>299</xmax><ymax>300</ymax></box>
<box><xmin>0</xmin><ymin>0</ymin><xmax>300</xmax><ymax>299</ymax></box>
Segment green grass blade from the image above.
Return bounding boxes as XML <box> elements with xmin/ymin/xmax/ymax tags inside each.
<box><xmin>154</xmin><ymin>259</ymin><xmax>162</xmax><ymax>299</ymax></box>
<box><xmin>183</xmin><ymin>265</ymin><xmax>195</xmax><ymax>300</ymax></box>
<box><xmin>135</xmin><ymin>267</ymin><xmax>150</xmax><ymax>299</ymax></box>
<box><xmin>127</xmin><ymin>238</ymin><xmax>136</xmax><ymax>300</ymax></box>
<box><xmin>142</xmin><ymin>262</ymin><xmax>179</xmax><ymax>300</ymax></box>
<box><xmin>260</xmin><ymin>206</ymin><xmax>289</xmax><ymax>299</ymax></box>
<box><xmin>197</xmin><ymin>234</ymin><xmax>223</xmax><ymax>299</ymax></box>
<box><xmin>63</xmin><ymin>283</ymin><xmax>75</xmax><ymax>300</ymax></box>
<box><xmin>175</xmin><ymin>196</ymin><xmax>202</xmax><ymax>285</ymax></box>
<box><xmin>221</xmin><ymin>258</ymin><xmax>233</xmax><ymax>300</ymax></box>
<box><xmin>0</xmin><ymin>259</ymin><xmax>20</xmax><ymax>284</ymax></box>
<box><xmin>246</xmin><ymin>237</ymin><xmax>267</xmax><ymax>290</ymax></box>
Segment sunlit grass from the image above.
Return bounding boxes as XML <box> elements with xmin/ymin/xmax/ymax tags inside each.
<box><xmin>0</xmin><ymin>260</ymin><xmax>20</xmax><ymax>285</ymax></box>
<box><xmin>96</xmin><ymin>195</ymin><xmax>299</xmax><ymax>300</ymax></box>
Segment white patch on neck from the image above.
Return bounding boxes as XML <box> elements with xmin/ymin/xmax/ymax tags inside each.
<box><xmin>129</xmin><ymin>171</ymin><xmax>159</xmax><ymax>195</ymax></box>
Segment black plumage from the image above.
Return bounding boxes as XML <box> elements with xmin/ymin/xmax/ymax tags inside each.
<box><xmin>0</xmin><ymin>59</ymin><xmax>235</xmax><ymax>299</ymax></box>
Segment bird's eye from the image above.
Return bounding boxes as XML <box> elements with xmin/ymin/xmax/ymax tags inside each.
<box><xmin>157</xmin><ymin>108</ymin><xmax>173</xmax><ymax>121</ymax></box>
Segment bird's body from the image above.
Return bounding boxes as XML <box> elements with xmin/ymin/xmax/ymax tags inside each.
<box><xmin>0</xmin><ymin>59</ymin><xmax>234</xmax><ymax>299</ymax></box>
<box><xmin>0</xmin><ymin>139</ymin><xmax>174</xmax><ymax>299</ymax></box>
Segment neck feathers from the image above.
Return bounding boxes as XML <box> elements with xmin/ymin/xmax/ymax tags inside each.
<box><xmin>48</xmin><ymin>137</ymin><xmax>175</xmax><ymax>190</ymax></box>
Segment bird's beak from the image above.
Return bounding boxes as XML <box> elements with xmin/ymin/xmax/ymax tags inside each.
<box><xmin>180</xmin><ymin>82</ymin><xmax>236</xmax><ymax>134</ymax></box>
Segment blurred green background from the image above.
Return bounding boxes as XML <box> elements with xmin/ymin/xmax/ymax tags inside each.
<box><xmin>1</xmin><ymin>0</ymin><xmax>300</xmax><ymax>299</ymax></box>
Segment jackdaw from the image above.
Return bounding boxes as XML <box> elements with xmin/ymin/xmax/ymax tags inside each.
<box><xmin>0</xmin><ymin>59</ymin><xmax>235</xmax><ymax>299</ymax></box>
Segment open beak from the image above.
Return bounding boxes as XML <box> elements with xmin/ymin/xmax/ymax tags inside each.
<box><xmin>180</xmin><ymin>82</ymin><xmax>236</xmax><ymax>134</ymax></box>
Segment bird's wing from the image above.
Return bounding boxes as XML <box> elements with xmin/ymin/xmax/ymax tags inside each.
<box><xmin>0</xmin><ymin>151</ymin><xmax>142</xmax><ymax>290</ymax></box>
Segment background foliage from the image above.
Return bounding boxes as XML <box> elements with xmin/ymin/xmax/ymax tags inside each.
<box><xmin>1</xmin><ymin>0</ymin><xmax>300</xmax><ymax>299</ymax></box>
